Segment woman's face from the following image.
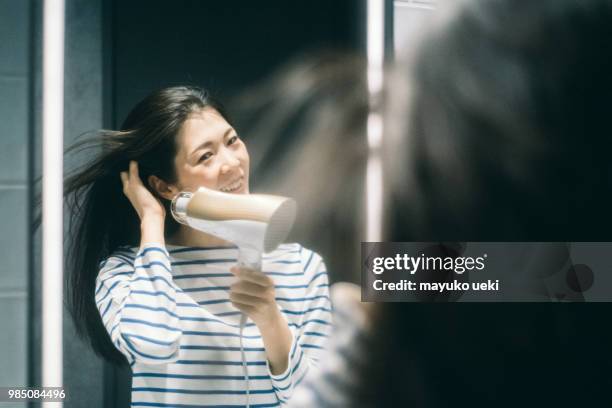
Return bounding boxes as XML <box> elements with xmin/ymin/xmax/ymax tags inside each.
<box><xmin>172</xmin><ymin>108</ymin><xmax>250</xmax><ymax>194</ymax></box>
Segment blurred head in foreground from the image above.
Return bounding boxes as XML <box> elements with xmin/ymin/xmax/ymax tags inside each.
<box><xmin>364</xmin><ymin>0</ymin><xmax>612</xmax><ymax>406</ymax></box>
<box><xmin>261</xmin><ymin>0</ymin><xmax>612</xmax><ymax>406</ymax></box>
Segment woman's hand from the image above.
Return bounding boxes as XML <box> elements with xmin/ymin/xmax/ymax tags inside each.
<box><xmin>120</xmin><ymin>160</ymin><xmax>166</xmax><ymax>247</ymax></box>
<box><xmin>229</xmin><ymin>266</ymin><xmax>281</xmax><ymax>328</ymax></box>
<box><xmin>230</xmin><ymin>265</ymin><xmax>292</xmax><ymax>374</ymax></box>
<box><xmin>120</xmin><ymin>160</ymin><xmax>165</xmax><ymax>220</ymax></box>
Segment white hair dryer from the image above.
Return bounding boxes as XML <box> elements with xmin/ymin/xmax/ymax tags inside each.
<box><xmin>171</xmin><ymin>186</ymin><xmax>297</xmax><ymax>408</ymax></box>
<box><xmin>170</xmin><ymin>186</ymin><xmax>297</xmax><ymax>269</ymax></box>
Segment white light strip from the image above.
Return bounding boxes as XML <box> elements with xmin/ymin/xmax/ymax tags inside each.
<box><xmin>42</xmin><ymin>0</ymin><xmax>65</xmax><ymax>404</ymax></box>
<box><xmin>394</xmin><ymin>0</ymin><xmax>436</xmax><ymax>10</ymax></box>
<box><xmin>366</xmin><ymin>0</ymin><xmax>385</xmax><ymax>242</ymax></box>
<box><xmin>366</xmin><ymin>113</ymin><xmax>384</xmax><ymax>241</ymax></box>
<box><xmin>367</xmin><ymin>0</ymin><xmax>385</xmax><ymax>97</ymax></box>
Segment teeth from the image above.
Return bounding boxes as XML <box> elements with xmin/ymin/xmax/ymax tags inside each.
<box><xmin>220</xmin><ymin>179</ymin><xmax>242</xmax><ymax>192</ymax></box>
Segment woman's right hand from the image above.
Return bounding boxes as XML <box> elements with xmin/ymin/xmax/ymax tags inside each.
<box><xmin>120</xmin><ymin>160</ymin><xmax>166</xmax><ymax>221</ymax></box>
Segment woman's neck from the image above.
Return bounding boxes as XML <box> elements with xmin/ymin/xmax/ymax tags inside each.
<box><xmin>166</xmin><ymin>225</ymin><xmax>234</xmax><ymax>248</ymax></box>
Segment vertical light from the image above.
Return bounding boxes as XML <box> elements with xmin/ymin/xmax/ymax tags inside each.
<box><xmin>42</xmin><ymin>0</ymin><xmax>65</xmax><ymax>405</ymax></box>
<box><xmin>366</xmin><ymin>0</ymin><xmax>385</xmax><ymax>242</ymax></box>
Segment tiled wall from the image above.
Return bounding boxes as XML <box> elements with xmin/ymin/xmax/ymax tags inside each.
<box><xmin>0</xmin><ymin>2</ymin><xmax>107</xmax><ymax>407</ymax></box>
<box><xmin>0</xmin><ymin>0</ymin><xmax>30</xmax><ymax>406</ymax></box>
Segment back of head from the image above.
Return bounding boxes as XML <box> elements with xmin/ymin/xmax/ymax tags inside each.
<box><xmin>358</xmin><ymin>0</ymin><xmax>612</xmax><ymax>406</ymax></box>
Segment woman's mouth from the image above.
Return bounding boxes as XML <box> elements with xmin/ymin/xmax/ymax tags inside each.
<box><xmin>219</xmin><ymin>178</ymin><xmax>244</xmax><ymax>193</ymax></box>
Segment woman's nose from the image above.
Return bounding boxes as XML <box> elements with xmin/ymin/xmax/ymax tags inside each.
<box><xmin>219</xmin><ymin>151</ymin><xmax>240</xmax><ymax>175</ymax></box>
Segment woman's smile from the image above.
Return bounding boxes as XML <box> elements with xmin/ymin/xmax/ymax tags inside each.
<box><xmin>219</xmin><ymin>176</ymin><xmax>246</xmax><ymax>193</ymax></box>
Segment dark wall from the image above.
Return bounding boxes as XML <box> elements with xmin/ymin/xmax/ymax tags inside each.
<box><xmin>111</xmin><ymin>0</ymin><xmax>362</xmax><ymax>127</ymax></box>
<box><xmin>63</xmin><ymin>1</ymin><xmax>107</xmax><ymax>406</ymax></box>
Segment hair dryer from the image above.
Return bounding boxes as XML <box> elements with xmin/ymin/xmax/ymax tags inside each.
<box><xmin>170</xmin><ymin>186</ymin><xmax>297</xmax><ymax>269</ymax></box>
<box><xmin>170</xmin><ymin>186</ymin><xmax>297</xmax><ymax>408</ymax></box>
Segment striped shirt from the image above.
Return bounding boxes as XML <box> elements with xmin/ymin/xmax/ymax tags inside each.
<box><xmin>95</xmin><ymin>243</ymin><xmax>331</xmax><ymax>407</ymax></box>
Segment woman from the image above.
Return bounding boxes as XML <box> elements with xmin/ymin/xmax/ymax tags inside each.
<box><xmin>64</xmin><ymin>86</ymin><xmax>331</xmax><ymax>407</ymax></box>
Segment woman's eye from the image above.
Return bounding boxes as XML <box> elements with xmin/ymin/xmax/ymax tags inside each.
<box><xmin>199</xmin><ymin>152</ymin><xmax>213</xmax><ymax>162</ymax></box>
<box><xmin>227</xmin><ymin>135</ymin><xmax>239</xmax><ymax>145</ymax></box>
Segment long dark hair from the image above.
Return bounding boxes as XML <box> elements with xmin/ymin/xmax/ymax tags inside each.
<box><xmin>356</xmin><ymin>0</ymin><xmax>612</xmax><ymax>406</ymax></box>
<box><xmin>62</xmin><ymin>86</ymin><xmax>229</xmax><ymax>366</ymax></box>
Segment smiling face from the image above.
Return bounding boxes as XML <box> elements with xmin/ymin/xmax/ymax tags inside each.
<box><xmin>171</xmin><ymin>108</ymin><xmax>250</xmax><ymax>195</ymax></box>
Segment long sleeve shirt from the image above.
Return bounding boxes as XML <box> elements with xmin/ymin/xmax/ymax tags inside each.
<box><xmin>94</xmin><ymin>243</ymin><xmax>331</xmax><ymax>407</ymax></box>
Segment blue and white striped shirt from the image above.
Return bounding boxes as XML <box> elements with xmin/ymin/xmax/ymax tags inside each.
<box><xmin>95</xmin><ymin>243</ymin><xmax>331</xmax><ymax>407</ymax></box>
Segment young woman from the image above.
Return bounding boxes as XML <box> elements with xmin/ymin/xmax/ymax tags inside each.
<box><xmin>64</xmin><ymin>86</ymin><xmax>331</xmax><ymax>407</ymax></box>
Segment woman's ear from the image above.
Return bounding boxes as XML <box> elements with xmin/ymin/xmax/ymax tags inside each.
<box><xmin>148</xmin><ymin>175</ymin><xmax>178</xmax><ymax>201</ymax></box>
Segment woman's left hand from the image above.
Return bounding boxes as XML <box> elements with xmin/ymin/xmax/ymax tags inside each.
<box><xmin>230</xmin><ymin>265</ymin><xmax>293</xmax><ymax>374</ymax></box>
<box><xmin>229</xmin><ymin>266</ymin><xmax>282</xmax><ymax>328</ymax></box>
